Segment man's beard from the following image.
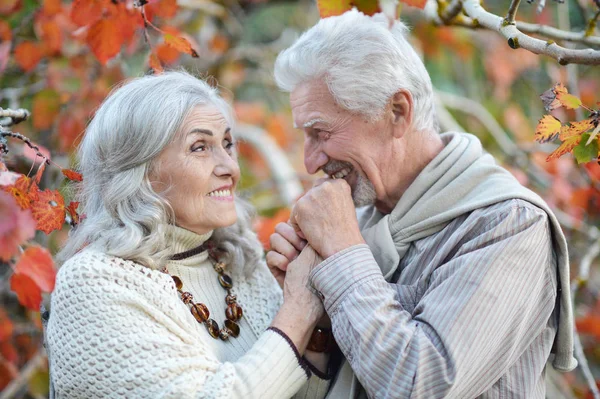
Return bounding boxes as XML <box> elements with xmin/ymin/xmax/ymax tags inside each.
<box><xmin>322</xmin><ymin>160</ymin><xmax>377</xmax><ymax>208</ymax></box>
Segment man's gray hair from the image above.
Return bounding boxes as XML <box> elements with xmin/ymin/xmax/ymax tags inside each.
<box><xmin>274</xmin><ymin>9</ymin><xmax>437</xmax><ymax>132</ymax></box>
<box><xmin>58</xmin><ymin>71</ymin><xmax>263</xmax><ymax>275</ymax></box>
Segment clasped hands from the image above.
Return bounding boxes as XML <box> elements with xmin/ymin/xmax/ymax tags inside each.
<box><xmin>266</xmin><ymin>178</ymin><xmax>365</xmax><ymax>315</ymax></box>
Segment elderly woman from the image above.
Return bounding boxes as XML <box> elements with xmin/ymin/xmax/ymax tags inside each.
<box><xmin>46</xmin><ymin>71</ymin><xmax>331</xmax><ymax>398</ymax></box>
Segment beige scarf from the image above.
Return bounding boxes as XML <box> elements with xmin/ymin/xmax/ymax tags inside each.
<box><xmin>327</xmin><ymin>132</ymin><xmax>576</xmax><ymax>398</ymax></box>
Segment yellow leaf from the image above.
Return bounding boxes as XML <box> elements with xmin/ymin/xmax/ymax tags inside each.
<box><xmin>559</xmin><ymin>118</ymin><xmax>596</xmax><ymax>140</ymax></box>
<box><xmin>164</xmin><ymin>34</ymin><xmax>198</xmax><ymax>58</ymax></box>
<box><xmin>553</xmin><ymin>82</ymin><xmax>582</xmax><ymax>110</ymax></box>
<box><xmin>546</xmin><ymin>135</ymin><xmax>582</xmax><ymax>162</ymax></box>
<box><xmin>535</xmin><ymin>115</ymin><xmax>561</xmax><ymax>143</ymax></box>
<box><xmin>317</xmin><ymin>0</ymin><xmax>352</xmax><ymax>17</ymax></box>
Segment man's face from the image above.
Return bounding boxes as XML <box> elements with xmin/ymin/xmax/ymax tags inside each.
<box><xmin>290</xmin><ymin>80</ymin><xmax>393</xmax><ymax>207</ymax></box>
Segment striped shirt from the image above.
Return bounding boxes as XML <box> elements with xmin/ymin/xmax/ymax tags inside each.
<box><xmin>309</xmin><ymin>199</ymin><xmax>557</xmax><ymax>398</ymax></box>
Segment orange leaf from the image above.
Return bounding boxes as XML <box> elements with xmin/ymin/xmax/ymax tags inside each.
<box><xmin>0</xmin><ymin>0</ymin><xmax>21</xmax><ymax>15</ymax></box>
<box><xmin>254</xmin><ymin>208</ymin><xmax>291</xmax><ymax>250</ymax></box>
<box><xmin>57</xmin><ymin>112</ymin><xmax>85</xmax><ymax>152</ymax></box>
<box><xmin>559</xmin><ymin>118</ymin><xmax>596</xmax><ymax>141</ymax></box>
<box><xmin>553</xmin><ymin>82</ymin><xmax>582</xmax><ymax>110</ymax></box>
<box><xmin>317</xmin><ymin>0</ymin><xmax>352</xmax><ymax>17</ymax></box>
<box><xmin>353</xmin><ymin>0</ymin><xmax>381</xmax><ymax>15</ymax></box>
<box><xmin>401</xmin><ymin>0</ymin><xmax>427</xmax><ymax>8</ymax></box>
<box><xmin>71</xmin><ymin>0</ymin><xmax>105</xmax><ymax>26</ymax></box>
<box><xmin>149</xmin><ymin>52</ymin><xmax>163</xmax><ymax>73</ymax></box>
<box><xmin>10</xmin><ymin>273</ymin><xmax>43</xmax><ymax>310</ymax></box>
<box><xmin>546</xmin><ymin>135</ymin><xmax>582</xmax><ymax>162</ymax></box>
<box><xmin>62</xmin><ymin>168</ymin><xmax>83</xmax><ymax>182</ymax></box>
<box><xmin>534</xmin><ymin>115</ymin><xmax>561</xmax><ymax>143</ymax></box>
<box><xmin>576</xmin><ymin>314</ymin><xmax>600</xmax><ymax>340</ymax></box>
<box><xmin>0</xmin><ymin>20</ymin><xmax>11</xmax><ymax>41</ymax></box>
<box><xmin>0</xmin><ymin>191</ymin><xmax>36</xmax><ymax>262</ymax></box>
<box><xmin>34</xmin><ymin>162</ymin><xmax>47</xmax><ymax>185</ymax></box>
<box><xmin>43</xmin><ymin>0</ymin><xmax>62</xmax><ymax>16</ymax></box>
<box><xmin>66</xmin><ymin>201</ymin><xmax>80</xmax><ymax>226</ymax></box>
<box><xmin>32</xmin><ymin>89</ymin><xmax>60</xmax><ymax>130</ymax></box>
<box><xmin>13</xmin><ymin>246</ymin><xmax>56</xmax><ymax>292</ymax></box>
<box><xmin>147</xmin><ymin>0</ymin><xmax>178</xmax><ymax>19</ymax></box>
<box><xmin>2</xmin><ymin>175</ymin><xmax>38</xmax><ymax>210</ymax></box>
<box><xmin>0</xmin><ymin>308</ymin><xmax>13</xmax><ymax>342</ymax></box>
<box><xmin>164</xmin><ymin>33</ymin><xmax>198</xmax><ymax>57</ymax></box>
<box><xmin>30</xmin><ymin>189</ymin><xmax>66</xmax><ymax>234</ymax></box>
<box><xmin>14</xmin><ymin>41</ymin><xmax>43</xmax><ymax>72</ymax></box>
<box><xmin>156</xmin><ymin>42</ymin><xmax>179</xmax><ymax>64</ymax></box>
<box><xmin>86</xmin><ymin>18</ymin><xmax>124</xmax><ymax>64</ymax></box>
<box><xmin>38</xmin><ymin>19</ymin><xmax>63</xmax><ymax>55</ymax></box>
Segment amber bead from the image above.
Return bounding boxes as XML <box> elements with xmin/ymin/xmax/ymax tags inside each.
<box><xmin>190</xmin><ymin>303</ymin><xmax>210</xmax><ymax>323</ymax></box>
<box><xmin>218</xmin><ymin>274</ymin><xmax>233</xmax><ymax>289</ymax></box>
<box><xmin>206</xmin><ymin>319</ymin><xmax>220</xmax><ymax>338</ymax></box>
<box><xmin>172</xmin><ymin>275</ymin><xmax>183</xmax><ymax>290</ymax></box>
<box><xmin>224</xmin><ymin>320</ymin><xmax>240</xmax><ymax>337</ymax></box>
<box><xmin>181</xmin><ymin>292</ymin><xmax>193</xmax><ymax>304</ymax></box>
<box><xmin>225</xmin><ymin>294</ymin><xmax>237</xmax><ymax>305</ymax></box>
<box><xmin>213</xmin><ymin>262</ymin><xmax>226</xmax><ymax>273</ymax></box>
<box><xmin>219</xmin><ymin>328</ymin><xmax>230</xmax><ymax>341</ymax></box>
<box><xmin>226</xmin><ymin>303</ymin><xmax>243</xmax><ymax>321</ymax></box>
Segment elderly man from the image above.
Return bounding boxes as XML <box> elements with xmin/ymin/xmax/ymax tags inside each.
<box><xmin>267</xmin><ymin>9</ymin><xmax>577</xmax><ymax>399</ymax></box>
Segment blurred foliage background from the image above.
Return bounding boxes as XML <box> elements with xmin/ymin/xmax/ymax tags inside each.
<box><xmin>0</xmin><ymin>0</ymin><xmax>599</xmax><ymax>397</ymax></box>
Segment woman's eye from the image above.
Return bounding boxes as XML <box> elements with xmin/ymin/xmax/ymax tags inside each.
<box><xmin>191</xmin><ymin>143</ymin><xmax>207</xmax><ymax>152</ymax></box>
<box><xmin>224</xmin><ymin>139</ymin><xmax>236</xmax><ymax>151</ymax></box>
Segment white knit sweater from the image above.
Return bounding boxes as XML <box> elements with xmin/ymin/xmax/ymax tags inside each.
<box><xmin>46</xmin><ymin>225</ymin><xmax>330</xmax><ymax>398</ymax></box>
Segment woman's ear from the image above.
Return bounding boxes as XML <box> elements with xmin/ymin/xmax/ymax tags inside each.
<box><xmin>390</xmin><ymin>89</ymin><xmax>413</xmax><ymax>138</ymax></box>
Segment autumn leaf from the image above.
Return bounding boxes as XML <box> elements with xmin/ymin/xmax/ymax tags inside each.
<box><xmin>353</xmin><ymin>0</ymin><xmax>381</xmax><ymax>15</ymax></box>
<box><xmin>0</xmin><ymin>191</ymin><xmax>36</xmax><ymax>262</ymax></box>
<box><xmin>43</xmin><ymin>0</ymin><xmax>62</xmax><ymax>16</ymax></box>
<box><xmin>32</xmin><ymin>89</ymin><xmax>61</xmax><ymax>130</ymax></box>
<box><xmin>553</xmin><ymin>83</ymin><xmax>582</xmax><ymax>110</ymax></box>
<box><xmin>66</xmin><ymin>201</ymin><xmax>80</xmax><ymax>226</ymax></box>
<box><xmin>254</xmin><ymin>208</ymin><xmax>291</xmax><ymax>250</ymax></box>
<box><xmin>0</xmin><ymin>20</ymin><xmax>11</xmax><ymax>41</ymax></box>
<box><xmin>317</xmin><ymin>0</ymin><xmax>352</xmax><ymax>18</ymax></box>
<box><xmin>149</xmin><ymin>52</ymin><xmax>163</xmax><ymax>73</ymax></box>
<box><xmin>401</xmin><ymin>0</ymin><xmax>427</xmax><ymax>8</ymax></box>
<box><xmin>156</xmin><ymin>42</ymin><xmax>179</xmax><ymax>64</ymax></box>
<box><xmin>559</xmin><ymin>118</ymin><xmax>596</xmax><ymax>140</ymax></box>
<box><xmin>62</xmin><ymin>168</ymin><xmax>83</xmax><ymax>182</ymax></box>
<box><xmin>535</xmin><ymin>114</ymin><xmax>561</xmax><ymax>143</ymax></box>
<box><xmin>87</xmin><ymin>18</ymin><xmax>124</xmax><ymax>65</ymax></box>
<box><xmin>573</xmin><ymin>134</ymin><xmax>599</xmax><ymax>164</ymax></box>
<box><xmin>34</xmin><ymin>162</ymin><xmax>47</xmax><ymax>185</ymax></box>
<box><xmin>38</xmin><ymin>19</ymin><xmax>63</xmax><ymax>55</ymax></box>
<box><xmin>2</xmin><ymin>175</ymin><xmax>38</xmax><ymax>210</ymax></box>
<box><xmin>539</xmin><ymin>87</ymin><xmax>561</xmax><ymax>112</ymax></box>
<box><xmin>14</xmin><ymin>41</ymin><xmax>44</xmax><ymax>72</ymax></box>
<box><xmin>576</xmin><ymin>314</ymin><xmax>600</xmax><ymax>340</ymax></box>
<box><xmin>30</xmin><ymin>189</ymin><xmax>66</xmax><ymax>234</ymax></box>
<box><xmin>146</xmin><ymin>0</ymin><xmax>178</xmax><ymax>19</ymax></box>
<box><xmin>164</xmin><ymin>33</ymin><xmax>199</xmax><ymax>57</ymax></box>
<box><xmin>546</xmin><ymin>135</ymin><xmax>582</xmax><ymax>162</ymax></box>
<box><xmin>0</xmin><ymin>0</ymin><xmax>21</xmax><ymax>15</ymax></box>
<box><xmin>10</xmin><ymin>273</ymin><xmax>43</xmax><ymax>310</ymax></box>
<box><xmin>71</xmin><ymin>0</ymin><xmax>105</xmax><ymax>27</ymax></box>
<box><xmin>0</xmin><ymin>309</ymin><xmax>13</xmax><ymax>342</ymax></box>
<box><xmin>13</xmin><ymin>246</ymin><xmax>56</xmax><ymax>293</ymax></box>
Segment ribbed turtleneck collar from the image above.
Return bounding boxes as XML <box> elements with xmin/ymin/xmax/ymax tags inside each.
<box><xmin>161</xmin><ymin>225</ymin><xmax>213</xmax><ymax>267</ymax></box>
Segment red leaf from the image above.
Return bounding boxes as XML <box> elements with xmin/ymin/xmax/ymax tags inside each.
<box><xmin>86</xmin><ymin>18</ymin><xmax>124</xmax><ymax>64</ymax></box>
<box><xmin>0</xmin><ymin>358</ymin><xmax>18</xmax><ymax>391</ymax></box>
<box><xmin>147</xmin><ymin>0</ymin><xmax>178</xmax><ymax>19</ymax></box>
<box><xmin>149</xmin><ymin>52</ymin><xmax>163</xmax><ymax>73</ymax></box>
<box><xmin>0</xmin><ymin>20</ymin><xmax>11</xmax><ymax>41</ymax></box>
<box><xmin>30</xmin><ymin>189</ymin><xmax>66</xmax><ymax>234</ymax></box>
<box><xmin>164</xmin><ymin>33</ymin><xmax>198</xmax><ymax>57</ymax></box>
<box><xmin>156</xmin><ymin>42</ymin><xmax>179</xmax><ymax>64</ymax></box>
<box><xmin>62</xmin><ymin>168</ymin><xmax>83</xmax><ymax>182</ymax></box>
<box><xmin>38</xmin><ymin>18</ymin><xmax>63</xmax><ymax>55</ymax></box>
<box><xmin>70</xmin><ymin>0</ymin><xmax>105</xmax><ymax>26</ymax></box>
<box><xmin>0</xmin><ymin>0</ymin><xmax>21</xmax><ymax>15</ymax></box>
<box><xmin>10</xmin><ymin>273</ymin><xmax>43</xmax><ymax>310</ymax></box>
<box><xmin>13</xmin><ymin>246</ymin><xmax>56</xmax><ymax>292</ymax></box>
<box><xmin>32</xmin><ymin>89</ymin><xmax>61</xmax><ymax>130</ymax></box>
<box><xmin>14</xmin><ymin>41</ymin><xmax>43</xmax><ymax>72</ymax></box>
<box><xmin>43</xmin><ymin>0</ymin><xmax>62</xmax><ymax>16</ymax></box>
<box><xmin>0</xmin><ymin>308</ymin><xmax>13</xmax><ymax>342</ymax></box>
<box><xmin>66</xmin><ymin>201</ymin><xmax>80</xmax><ymax>226</ymax></box>
<box><xmin>0</xmin><ymin>191</ymin><xmax>36</xmax><ymax>262</ymax></box>
<box><xmin>2</xmin><ymin>175</ymin><xmax>38</xmax><ymax>210</ymax></box>
<box><xmin>401</xmin><ymin>0</ymin><xmax>427</xmax><ymax>9</ymax></box>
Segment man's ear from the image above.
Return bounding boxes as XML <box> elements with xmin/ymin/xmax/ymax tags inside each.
<box><xmin>390</xmin><ymin>89</ymin><xmax>413</xmax><ymax>138</ymax></box>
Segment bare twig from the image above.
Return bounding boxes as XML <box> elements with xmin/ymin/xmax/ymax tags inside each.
<box><xmin>517</xmin><ymin>21</ymin><xmax>600</xmax><ymax>46</ymax></box>
<box><xmin>505</xmin><ymin>0</ymin><xmax>522</xmax><ymax>25</ymax></box>
<box><xmin>0</xmin><ymin>349</ymin><xmax>46</xmax><ymax>399</ymax></box>
<box><xmin>0</xmin><ymin>108</ymin><xmax>30</xmax><ymax>127</ymax></box>
<box><xmin>461</xmin><ymin>0</ymin><xmax>600</xmax><ymax>65</ymax></box>
<box><xmin>0</xmin><ymin>130</ymin><xmax>50</xmax><ymax>164</ymax></box>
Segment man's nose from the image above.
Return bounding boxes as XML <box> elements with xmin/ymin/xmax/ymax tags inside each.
<box><xmin>304</xmin><ymin>139</ymin><xmax>329</xmax><ymax>175</ymax></box>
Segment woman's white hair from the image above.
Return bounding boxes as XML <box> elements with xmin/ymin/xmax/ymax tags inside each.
<box><xmin>58</xmin><ymin>70</ymin><xmax>263</xmax><ymax>275</ymax></box>
<box><xmin>274</xmin><ymin>9</ymin><xmax>437</xmax><ymax>132</ymax></box>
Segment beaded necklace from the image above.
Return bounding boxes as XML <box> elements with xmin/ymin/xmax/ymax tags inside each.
<box><xmin>163</xmin><ymin>241</ymin><xmax>243</xmax><ymax>341</ymax></box>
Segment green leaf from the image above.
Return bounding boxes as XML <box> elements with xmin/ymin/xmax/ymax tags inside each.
<box><xmin>573</xmin><ymin>134</ymin><xmax>599</xmax><ymax>164</ymax></box>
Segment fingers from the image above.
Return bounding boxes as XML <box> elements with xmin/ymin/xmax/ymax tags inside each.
<box><xmin>274</xmin><ymin>222</ymin><xmax>307</xmax><ymax>251</ymax></box>
<box><xmin>266</xmin><ymin>250</ymin><xmax>290</xmax><ymax>272</ymax></box>
<box><xmin>288</xmin><ymin>208</ymin><xmax>305</xmax><ymax>240</ymax></box>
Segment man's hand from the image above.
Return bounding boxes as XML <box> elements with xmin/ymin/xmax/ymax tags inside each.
<box><xmin>266</xmin><ymin>222</ymin><xmax>307</xmax><ymax>289</ymax></box>
<box><xmin>290</xmin><ymin>178</ymin><xmax>365</xmax><ymax>259</ymax></box>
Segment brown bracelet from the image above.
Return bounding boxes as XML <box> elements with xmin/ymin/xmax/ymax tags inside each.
<box><xmin>306</xmin><ymin>326</ymin><xmax>335</xmax><ymax>353</ymax></box>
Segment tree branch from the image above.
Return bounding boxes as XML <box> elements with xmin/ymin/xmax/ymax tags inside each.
<box><xmin>517</xmin><ymin>21</ymin><xmax>600</xmax><ymax>46</ymax></box>
<box><xmin>505</xmin><ymin>0</ymin><xmax>522</xmax><ymax>25</ymax></box>
<box><xmin>461</xmin><ymin>0</ymin><xmax>600</xmax><ymax>65</ymax></box>
<box><xmin>0</xmin><ymin>108</ymin><xmax>30</xmax><ymax>127</ymax></box>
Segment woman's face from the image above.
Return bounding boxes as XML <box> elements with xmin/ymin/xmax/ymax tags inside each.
<box><xmin>152</xmin><ymin>105</ymin><xmax>240</xmax><ymax>235</ymax></box>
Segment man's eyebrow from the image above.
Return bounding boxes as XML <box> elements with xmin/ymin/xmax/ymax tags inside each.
<box><xmin>293</xmin><ymin>118</ymin><xmax>327</xmax><ymax>129</ymax></box>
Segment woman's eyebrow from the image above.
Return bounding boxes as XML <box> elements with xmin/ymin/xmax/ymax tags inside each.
<box><xmin>188</xmin><ymin>127</ymin><xmax>231</xmax><ymax>137</ymax></box>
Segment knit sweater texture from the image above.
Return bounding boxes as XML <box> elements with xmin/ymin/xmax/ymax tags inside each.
<box><xmin>46</xmin><ymin>225</ymin><xmax>330</xmax><ymax>398</ymax></box>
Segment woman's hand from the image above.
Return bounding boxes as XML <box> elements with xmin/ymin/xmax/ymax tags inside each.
<box><xmin>270</xmin><ymin>245</ymin><xmax>325</xmax><ymax>353</ymax></box>
<box><xmin>266</xmin><ymin>222</ymin><xmax>307</xmax><ymax>289</ymax></box>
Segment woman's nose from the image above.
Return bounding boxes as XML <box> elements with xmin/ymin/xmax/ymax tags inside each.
<box><xmin>214</xmin><ymin>149</ymin><xmax>240</xmax><ymax>178</ymax></box>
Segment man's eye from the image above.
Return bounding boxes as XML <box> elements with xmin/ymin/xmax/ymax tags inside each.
<box><xmin>317</xmin><ymin>130</ymin><xmax>331</xmax><ymax>140</ymax></box>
